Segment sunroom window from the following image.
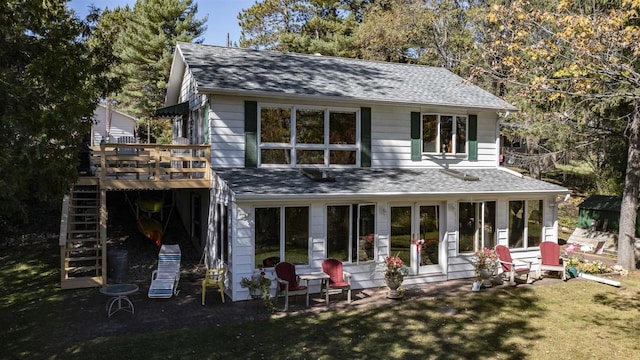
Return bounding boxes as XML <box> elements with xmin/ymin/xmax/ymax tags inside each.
<box><xmin>254</xmin><ymin>206</ymin><xmax>309</xmax><ymax>268</ymax></box>
<box><xmin>422</xmin><ymin>114</ymin><xmax>467</xmax><ymax>154</ymax></box>
<box><xmin>326</xmin><ymin>204</ymin><xmax>375</xmax><ymax>263</ymax></box>
<box><xmin>508</xmin><ymin>200</ymin><xmax>543</xmax><ymax>249</ymax></box>
<box><xmin>259</xmin><ymin>104</ymin><xmax>359</xmax><ymax>167</ymax></box>
<box><xmin>458</xmin><ymin>201</ymin><xmax>496</xmax><ymax>254</ymax></box>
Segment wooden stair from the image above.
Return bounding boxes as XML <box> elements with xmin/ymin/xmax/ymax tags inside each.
<box><xmin>60</xmin><ymin>179</ymin><xmax>106</xmax><ymax>289</ymax></box>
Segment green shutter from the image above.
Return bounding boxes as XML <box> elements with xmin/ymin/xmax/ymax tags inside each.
<box><xmin>468</xmin><ymin>114</ymin><xmax>478</xmax><ymax>161</ymax></box>
<box><xmin>245</xmin><ymin>101</ymin><xmax>258</xmax><ymax>168</ymax></box>
<box><xmin>203</xmin><ymin>99</ymin><xmax>210</xmax><ymax>145</ymax></box>
<box><xmin>411</xmin><ymin>112</ymin><xmax>421</xmax><ymax>161</ymax></box>
<box><xmin>361</xmin><ymin>107</ymin><xmax>371</xmax><ymax>167</ymax></box>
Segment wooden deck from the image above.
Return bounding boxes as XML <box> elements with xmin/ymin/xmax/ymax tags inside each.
<box><xmin>88</xmin><ymin>143</ymin><xmax>211</xmax><ymax>190</ymax></box>
<box><xmin>61</xmin><ymin>143</ymin><xmax>212</xmax><ymax>289</ymax></box>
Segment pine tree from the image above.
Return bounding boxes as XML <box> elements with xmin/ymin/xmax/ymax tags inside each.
<box><xmin>113</xmin><ymin>0</ymin><xmax>206</xmax><ymax>120</ymax></box>
<box><xmin>238</xmin><ymin>0</ymin><xmax>361</xmax><ymax>56</ymax></box>
<box><xmin>86</xmin><ymin>6</ymin><xmax>133</xmax><ymax>98</ymax></box>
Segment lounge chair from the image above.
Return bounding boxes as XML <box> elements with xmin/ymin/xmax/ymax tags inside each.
<box><xmin>537</xmin><ymin>241</ymin><xmax>567</xmax><ymax>280</ymax></box>
<box><xmin>321</xmin><ymin>258</ymin><xmax>352</xmax><ymax>303</ymax></box>
<box><xmin>495</xmin><ymin>245</ymin><xmax>532</xmax><ymax>286</ymax></box>
<box><xmin>148</xmin><ymin>244</ymin><xmax>181</xmax><ymax>298</ymax></box>
<box><xmin>275</xmin><ymin>262</ymin><xmax>308</xmax><ymax>311</ymax></box>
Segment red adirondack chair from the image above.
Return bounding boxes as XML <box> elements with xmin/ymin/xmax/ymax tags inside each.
<box><xmin>495</xmin><ymin>245</ymin><xmax>532</xmax><ymax>286</ymax></box>
<box><xmin>537</xmin><ymin>241</ymin><xmax>567</xmax><ymax>281</ymax></box>
<box><xmin>275</xmin><ymin>262</ymin><xmax>308</xmax><ymax>311</ymax></box>
<box><xmin>321</xmin><ymin>258</ymin><xmax>352</xmax><ymax>303</ymax></box>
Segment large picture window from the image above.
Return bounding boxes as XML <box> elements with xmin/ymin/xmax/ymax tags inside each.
<box><xmin>508</xmin><ymin>200</ymin><xmax>543</xmax><ymax>249</ymax></box>
<box><xmin>458</xmin><ymin>201</ymin><xmax>496</xmax><ymax>254</ymax></box>
<box><xmin>259</xmin><ymin>105</ymin><xmax>359</xmax><ymax>167</ymax></box>
<box><xmin>422</xmin><ymin>114</ymin><xmax>468</xmax><ymax>154</ymax></box>
<box><xmin>327</xmin><ymin>204</ymin><xmax>375</xmax><ymax>263</ymax></box>
<box><xmin>254</xmin><ymin>206</ymin><xmax>309</xmax><ymax>268</ymax></box>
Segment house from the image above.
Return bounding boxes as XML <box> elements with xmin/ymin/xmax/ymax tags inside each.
<box><xmin>90</xmin><ymin>102</ymin><xmax>138</xmax><ymax>146</ymax></box>
<box><xmin>154</xmin><ymin>42</ymin><xmax>570</xmax><ymax>301</ymax></box>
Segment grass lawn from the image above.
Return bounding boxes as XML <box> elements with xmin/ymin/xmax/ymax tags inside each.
<box><xmin>2</xmin><ymin>239</ymin><xmax>640</xmax><ymax>359</ymax></box>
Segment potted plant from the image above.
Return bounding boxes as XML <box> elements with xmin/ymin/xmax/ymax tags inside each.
<box><xmin>384</xmin><ymin>253</ymin><xmax>410</xmax><ymax>299</ymax></box>
<box><xmin>240</xmin><ymin>268</ymin><xmax>274</xmax><ymax>312</ymax></box>
<box><xmin>472</xmin><ymin>247</ymin><xmax>498</xmax><ymax>288</ymax></box>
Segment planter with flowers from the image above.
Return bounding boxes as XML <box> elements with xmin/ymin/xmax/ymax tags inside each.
<box><xmin>384</xmin><ymin>253</ymin><xmax>410</xmax><ymax>299</ymax></box>
<box><xmin>240</xmin><ymin>268</ymin><xmax>274</xmax><ymax>312</ymax></box>
<box><xmin>564</xmin><ymin>242</ymin><xmax>628</xmax><ymax>283</ymax></box>
<box><xmin>472</xmin><ymin>247</ymin><xmax>499</xmax><ymax>289</ymax></box>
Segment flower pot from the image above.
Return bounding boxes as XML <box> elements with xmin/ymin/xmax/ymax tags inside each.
<box><xmin>385</xmin><ymin>274</ymin><xmax>404</xmax><ymax>299</ymax></box>
<box><xmin>479</xmin><ymin>268</ymin><xmax>493</xmax><ymax>287</ymax></box>
<box><xmin>249</xmin><ymin>287</ymin><xmax>262</xmax><ymax>299</ymax></box>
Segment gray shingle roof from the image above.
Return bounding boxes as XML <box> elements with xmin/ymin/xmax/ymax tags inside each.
<box><xmin>176</xmin><ymin>42</ymin><xmax>517</xmax><ymax>111</ymax></box>
<box><xmin>213</xmin><ymin>168</ymin><xmax>567</xmax><ymax>200</ymax></box>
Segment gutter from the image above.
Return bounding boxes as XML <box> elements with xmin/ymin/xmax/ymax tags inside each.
<box><xmin>233</xmin><ymin>189</ymin><xmax>570</xmax><ymax>202</ymax></box>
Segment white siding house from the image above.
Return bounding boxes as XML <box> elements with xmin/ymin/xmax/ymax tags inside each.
<box><xmin>158</xmin><ymin>43</ymin><xmax>569</xmax><ymax>302</ymax></box>
<box><xmin>90</xmin><ymin>103</ymin><xmax>138</xmax><ymax>146</ymax></box>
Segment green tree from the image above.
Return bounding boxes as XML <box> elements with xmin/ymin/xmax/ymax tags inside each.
<box><xmin>113</xmin><ymin>0</ymin><xmax>206</xmax><ymax>123</ymax></box>
<box><xmin>353</xmin><ymin>0</ymin><xmax>481</xmax><ymax>76</ymax></box>
<box><xmin>352</xmin><ymin>0</ymin><xmax>417</xmax><ymax>62</ymax></box>
<box><xmin>238</xmin><ymin>0</ymin><xmax>362</xmax><ymax>56</ymax></box>
<box><xmin>86</xmin><ymin>5</ymin><xmax>132</xmax><ymax>99</ymax></box>
<box><xmin>239</xmin><ymin>0</ymin><xmax>310</xmax><ymax>50</ymax></box>
<box><xmin>0</xmin><ymin>0</ymin><xmax>104</xmax><ymax>232</ymax></box>
<box><xmin>483</xmin><ymin>0</ymin><xmax>640</xmax><ymax>269</ymax></box>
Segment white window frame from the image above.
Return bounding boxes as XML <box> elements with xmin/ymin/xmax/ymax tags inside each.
<box><xmin>258</xmin><ymin>103</ymin><xmax>361</xmax><ymax>168</ymax></box>
<box><xmin>421</xmin><ymin>113</ymin><xmax>468</xmax><ymax>155</ymax></box>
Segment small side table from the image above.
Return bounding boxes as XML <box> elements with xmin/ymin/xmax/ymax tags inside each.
<box><xmin>299</xmin><ymin>272</ymin><xmax>330</xmax><ymax>306</ymax></box>
<box><xmin>100</xmin><ymin>284</ymin><xmax>139</xmax><ymax>317</ymax></box>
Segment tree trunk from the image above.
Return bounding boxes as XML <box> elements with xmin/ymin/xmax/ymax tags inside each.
<box><xmin>527</xmin><ymin>134</ymin><xmax>541</xmax><ymax>179</ymax></box>
<box><xmin>617</xmin><ymin>99</ymin><xmax>640</xmax><ymax>270</ymax></box>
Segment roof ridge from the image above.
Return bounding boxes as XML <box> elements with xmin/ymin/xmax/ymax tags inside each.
<box><xmin>177</xmin><ymin>42</ymin><xmax>454</xmax><ymax>72</ymax></box>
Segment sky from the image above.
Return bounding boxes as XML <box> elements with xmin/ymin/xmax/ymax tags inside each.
<box><xmin>68</xmin><ymin>0</ymin><xmax>257</xmax><ymax>46</ymax></box>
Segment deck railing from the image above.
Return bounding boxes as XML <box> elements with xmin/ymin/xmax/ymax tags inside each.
<box><xmin>93</xmin><ymin>143</ymin><xmax>210</xmax><ymax>189</ymax></box>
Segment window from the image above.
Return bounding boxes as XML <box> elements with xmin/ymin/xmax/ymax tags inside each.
<box><xmin>390</xmin><ymin>205</ymin><xmax>441</xmax><ymax>270</ymax></box>
<box><xmin>254</xmin><ymin>206</ymin><xmax>309</xmax><ymax>267</ymax></box>
<box><xmin>458</xmin><ymin>202</ymin><xmax>496</xmax><ymax>253</ymax></box>
<box><xmin>327</xmin><ymin>204</ymin><xmax>375</xmax><ymax>263</ymax></box>
<box><xmin>419</xmin><ymin>205</ymin><xmax>440</xmax><ymax>265</ymax></box>
<box><xmin>508</xmin><ymin>200</ymin><xmax>543</xmax><ymax>249</ymax></box>
<box><xmin>260</xmin><ymin>107</ymin><xmax>292</xmax><ymax>165</ymax></box>
<box><xmin>390</xmin><ymin>207</ymin><xmax>411</xmax><ymax>267</ymax></box>
<box><xmin>357</xmin><ymin>204</ymin><xmax>375</xmax><ymax>262</ymax></box>
<box><xmin>259</xmin><ymin>105</ymin><xmax>359</xmax><ymax>167</ymax></box>
<box><xmin>422</xmin><ymin>114</ymin><xmax>468</xmax><ymax>154</ymax></box>
<box><xmin>215</xmin><ymin>203</ymin><xmax>229</xmax><ymax>264</ymax></box>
